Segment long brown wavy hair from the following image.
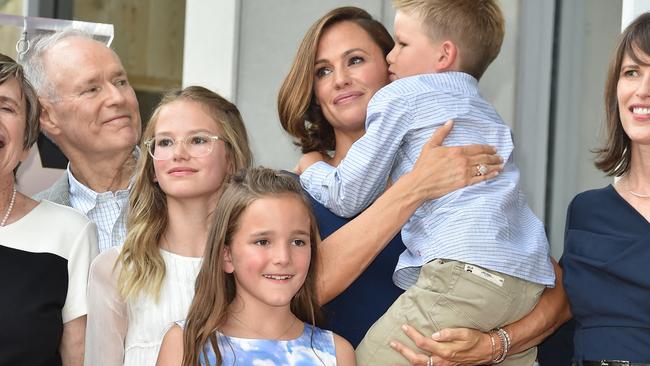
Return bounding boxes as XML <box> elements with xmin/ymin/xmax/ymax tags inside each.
<box><xmin>116</xmin><ymin>86</ymin><xmax>252</xmax><ymax>301</ymax></box>
<box><xmin>595</xmin><ymin>12</ymin><xmax>650</xmax><ymax>176</ymax></box>
<box><xmin>181</xmin><ymin>168</ymin><xmax>323</xmax><ymax>366</ymax></box>
<box><xmin>277</xmin><ymin>6</ymin><xmax>394</xmax><ymax>154</ymax></box>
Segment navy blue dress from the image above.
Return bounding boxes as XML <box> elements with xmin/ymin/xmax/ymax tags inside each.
<box><xmin>562</xmin><ymin>185</ymin><xmax>650</xmax><ymax>362</ymax></box>
<box><xmin>294</xmin><ymin>173</ymin><xmax>405</xmax><ymax>347</ymax></box>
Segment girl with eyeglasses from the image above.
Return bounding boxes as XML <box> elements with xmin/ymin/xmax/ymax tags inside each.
<box><xmin>84</xmin><ymin>86</ymin><xmax>252</xmax><ymax>366</ymax></box>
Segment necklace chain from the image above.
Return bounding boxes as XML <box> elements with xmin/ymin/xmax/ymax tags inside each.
<box><xmin>1</xmin><ymin>186</ymin><xmax>16</xmax><ymax>227</ymax></box>
<box><xmin>629</xmin><ymin>190</ymin><xmax>650</xmax><ymax>198</ymax></box>
<box><xmin>620</xmin><ymin>176</ymin><xmax>650</xmax><ymax>198</ymax></box>
<box><xmin>229</xmin><ymin>313</ymin><xmax>297</xmax><ymax>340</ymax></box>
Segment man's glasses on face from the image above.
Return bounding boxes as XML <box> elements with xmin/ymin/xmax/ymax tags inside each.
<box><xmin>144</xmin><ymin>133</ymin><xmax>226</xmax><ymax>160</ymax></box>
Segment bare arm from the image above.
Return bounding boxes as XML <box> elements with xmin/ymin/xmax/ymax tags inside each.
<box><xmin>317</xmin><ymin>121</ymin><xmax>502</xmax><ymax>303</ymax></box>
<box><xmin>60</xmin><ymin>316</ymin><xmax>86</xmax><ymax>366</ymax></box>
<box><xmin>334</xmin><ymin>333</ymin><xmax>357</xmax><ymax>366</ymax></box>
<box><xmin>156</xmin><ymin>325</ymin><xmax>184</xmax><ymax>366</ymax></box>
<box><xmin>504</xmin><ymin>259</ymin><xmax>571</xmax><ymax>353</ymax></box>
<box><xmin>390</xmin><ymin>259</ymin><xmax>572</xmax><ymax>366</ymax></box>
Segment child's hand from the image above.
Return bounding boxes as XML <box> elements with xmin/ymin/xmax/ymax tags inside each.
<box><xmin>295</xmin><ymin>151</ymin><xmax>326</xmax><ymax>174</ymax></box>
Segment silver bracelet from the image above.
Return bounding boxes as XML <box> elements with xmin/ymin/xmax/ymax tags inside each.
<box><xmin>498</xmin><ymin>328</ymin><xmax>511</xmax><ymax>354</ymax></box>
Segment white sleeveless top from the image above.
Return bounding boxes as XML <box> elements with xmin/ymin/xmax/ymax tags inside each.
<box><xmin>85</xmin><ymin>246</ymin><xmax>202</xmax><ymax>366</ymax></box>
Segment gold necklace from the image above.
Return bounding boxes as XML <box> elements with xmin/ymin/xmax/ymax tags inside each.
<box><xmin>229</xmin><ymin>313</ymin><xmax>298</xmax><ymax>340</ymax></box>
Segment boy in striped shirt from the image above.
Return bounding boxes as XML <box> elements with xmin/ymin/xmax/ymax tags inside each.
<box><xmin>300</xmin><ymin>1</ymin><xmax>555</xmax><ymax>364</ymax></box>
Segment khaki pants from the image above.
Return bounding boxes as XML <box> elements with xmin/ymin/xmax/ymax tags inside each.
<box><xmin>355</xmin><ymin>259</ymin><xmax>544</xmax><ymax>366</ymax></box>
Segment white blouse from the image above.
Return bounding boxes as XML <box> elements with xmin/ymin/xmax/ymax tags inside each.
<box><xmin>85</xmin><ymin>246</ymin><xmax>202</xmax><ymax>366</ymax></box>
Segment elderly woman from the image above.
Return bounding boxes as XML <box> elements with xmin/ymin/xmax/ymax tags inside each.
<box><xmin>278</xmin><ymin>7</ymin><xmax>570</xmax><ymax>365</ymax></box>
<box><xmin>0</xmin><ymin>54</ymin><xmax>97</xmax><ymax>366</ymax></box>
<box><xmin>562</xmin><ymin>12</ymin><xmax>650</xmax><ymax>365</ymax></box>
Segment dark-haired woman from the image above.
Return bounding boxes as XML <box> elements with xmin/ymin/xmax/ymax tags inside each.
<box><xmin>562</xmin><ymin>12</ymin><xmax>650</xmax><ymax>365</ymax></box>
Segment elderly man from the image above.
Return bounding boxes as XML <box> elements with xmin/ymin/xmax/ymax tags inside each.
<box><xmin>23</xmin><ymin>30</ymin><xmax>141</xmax><ymax>253</ymax></box>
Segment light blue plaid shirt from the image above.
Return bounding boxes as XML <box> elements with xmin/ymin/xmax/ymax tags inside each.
<box><xmin>301</xmin><ymin>72</ymin><xmax>555</xmax><ymax>289</ymax></box>
<box><xmin>68</xmin><ymin>166</ymin><xmax>131</xmax><ymax>253</ymax></box>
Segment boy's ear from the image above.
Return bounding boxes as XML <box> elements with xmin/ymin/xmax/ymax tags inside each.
<box><xmin>435</xmin><ymin>40</ymin><xmax>458</xmax><ymax>71</ymax></box>
<box><xmin>223</xmin><ymin>246</ymin><xmax>234</xmax><ymax>273</ymax></box>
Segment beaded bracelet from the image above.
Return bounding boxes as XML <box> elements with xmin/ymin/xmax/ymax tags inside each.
<box><xmin>488</xmin><ymin>331</ymin><xmax>497</xmax><ymax>361</ymax></box>
<box><xmin>488</xmin><ymin>330</ymin><xmax>504</xmax><ymax>364</ymax></box>
<box><xmin>492</xmin><ymin>328</ymin><xmax>511</xmax><ymax>363</ymax></box>
<box><xmin>499</xmin><ymin>327</ymin><xmax>512</xmax><ymax>353</ymax></box>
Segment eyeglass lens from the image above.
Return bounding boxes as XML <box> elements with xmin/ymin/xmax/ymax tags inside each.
<box><xmin>148</xmin><ymin>134</ymin><xmax>216</xmax><ymax>160</ymax></box>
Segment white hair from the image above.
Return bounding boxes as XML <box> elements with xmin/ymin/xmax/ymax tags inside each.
<box><xmin>20</xmin><ymin>28</ymin><xmax>97</xmax><ymax>100</ymax></box>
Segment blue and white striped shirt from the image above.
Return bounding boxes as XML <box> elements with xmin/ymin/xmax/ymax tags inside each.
<box><xmin>68</xmin><ymin>167</ymin><xmax>130</xmax><ymax>253</ymax></box>
<box><xmin>301</xmin><ymin>72</ymin><xmax>555</xmax><ymax>289</ymax></box>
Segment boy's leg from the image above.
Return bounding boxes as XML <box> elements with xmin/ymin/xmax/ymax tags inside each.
<box><xmin>355</xmin><ymin>260</ymin><xmax>452</xmax><ymax>366</ymax></box>
<box><xmin>496</xmin><ymin>278</ymin><xmax>545</xmax><ymax>366</ymax></box>
<box><xmin>356</xmin><ymin>260</ymin><xmax>544</xmax><ymax>366</ymax></box>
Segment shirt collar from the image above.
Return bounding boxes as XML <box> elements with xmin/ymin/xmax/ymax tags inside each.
<box><xmin>67</xmin><ymin>148</ymin><xmax>139</xmax><ymax>213</ymax></box>
<box><xmin>422</xmin><ymin>71</ymin><xmax>480</xmax><ymax>95</ymax></box>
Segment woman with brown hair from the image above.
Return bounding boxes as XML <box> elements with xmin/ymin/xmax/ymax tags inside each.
<box><xmin>278</xmin><ymin>6</ymin><xmax>570</xmax><ymax>365</ymax></box>
<box><xmin>561</xmin><ymin>12</ymin><xmax>650</xmax><ymax>365</ymax></box>
<box><xmin>278</xmin><ymin>6</ymin><xmax>504</xmax><ymax>348</ymax></box>
<box><xmin>85</xmin><ymin>86</ymin><xmax>252</xmax><ymax>366</ymax></box>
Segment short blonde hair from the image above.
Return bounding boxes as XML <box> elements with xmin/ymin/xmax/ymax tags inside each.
<box><xmin>393</xmin><ymin>0</ymin><xmax>504</xmax><ymax>79</ymax></box>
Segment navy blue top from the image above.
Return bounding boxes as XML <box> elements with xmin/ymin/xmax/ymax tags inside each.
<box><xmin>292</xmin><ymin>172</ymin><xmax>405</xmax><ymax>346</ymax></box>
<box><xmin>562</xmin><ymin>185</ymin><xmax>650</xmax><ymax>362</ymax></box>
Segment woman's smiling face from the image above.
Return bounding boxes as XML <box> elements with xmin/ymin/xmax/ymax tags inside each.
<box><xmin>617</xmin><ymin>50</ymin><xmax>650</xmax><ymax>147</ymax></box>
<box><xmin>0</xmin><ymin>77</ymin><xmax>28</xmax><ymax>177</ymax></box>
<box><xmin>313</xmin><ymin>21</ymin><xmax>391</xmax><ymax>134</ymax></box>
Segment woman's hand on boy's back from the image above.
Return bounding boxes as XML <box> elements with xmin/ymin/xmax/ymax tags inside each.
<box><xmin>405</xmin><ymin>120</ymin><xmax>503</xmax><ymax>204</ymax></box>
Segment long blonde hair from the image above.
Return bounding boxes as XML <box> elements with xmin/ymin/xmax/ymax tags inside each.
<box><xmin>181</xmin><ymin>168</ymin><xmax>323</xmax><ymax>366</ymax></box>
<box><xmin>117</xmin><ymin>86</ymin><xmax>253</xmax><ymax>301</ymax></box>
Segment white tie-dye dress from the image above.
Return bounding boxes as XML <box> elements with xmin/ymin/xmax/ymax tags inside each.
<box><xmin>198</xmin><ymin>323</ymin><xmax>337</xmax><ymax>366</ymax></box>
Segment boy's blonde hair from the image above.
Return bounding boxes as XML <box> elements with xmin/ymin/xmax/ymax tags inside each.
<box><xmin>393</xmin><ymin>0</ymin><xmax>504</xmax><ymax>79</ymax></box>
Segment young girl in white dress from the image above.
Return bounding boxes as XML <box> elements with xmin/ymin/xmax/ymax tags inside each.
<box><xmin>84</xmin><ymin>86</ymin><xmax>253</xmax><ymax>366</ymax></box>
<box><xmin>156</xmin><ymin>168</ymin><xmax>355</xmax><ymax>365</ymax></box>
